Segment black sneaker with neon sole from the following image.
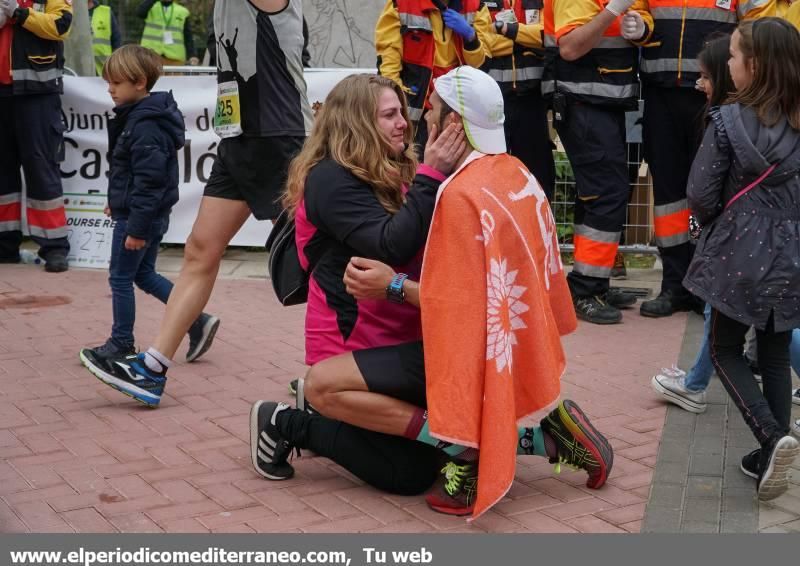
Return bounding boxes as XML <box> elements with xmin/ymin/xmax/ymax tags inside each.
<box><xmin>540</xmin><ymin>399</ymin><xmax>614</xmax><ymax>489</ymax></box>
<box><xmin>424</xmin><ymin>459</ymin><xmax>478</xmax><ymax>516</ymax></box>
<box><xmin>249</xmin><ymin>401</ymin><xmax>295</xmax><ymax>480</ymax></box>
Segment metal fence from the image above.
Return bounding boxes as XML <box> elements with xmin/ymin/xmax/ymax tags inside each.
<box><xmin>552</xmin><ymin>116</ymin><xmax>657</xmax><ymax>255</ymax></box>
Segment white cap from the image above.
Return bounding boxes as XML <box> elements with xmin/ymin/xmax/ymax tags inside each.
<box><xmin>433</xmin><ymin>66</ymin><xmax>506</xmax><ymax>155</ymax></box>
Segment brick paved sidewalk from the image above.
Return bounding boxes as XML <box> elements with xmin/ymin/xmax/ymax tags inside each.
<box><xmin>0</xmin><ymin>262</ymin><xmax>686</xmax><ymax>533</ymax></box>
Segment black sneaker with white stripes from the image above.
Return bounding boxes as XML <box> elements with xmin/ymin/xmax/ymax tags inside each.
<box><xmin>249</xmin><ymin>401</ymin><xmax>295</xmax><ymax>480</ymax></box>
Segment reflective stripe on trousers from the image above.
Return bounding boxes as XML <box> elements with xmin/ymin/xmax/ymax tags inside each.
<box><xmin>640</xmin><ymin>58</ymin><xmax>700</xmax><ymax>74</ymax></box>
<box><xmin>541</xmin><ymin>80</ymin><xmax>638</xmax><ymax>99</ymax></box>
<box><xmin>488</xmin><ymin>66</ymin><xmax>543</xmax><ymax>83</ymax></box>
<box><xmin>654</xmin><ymin>199</ymin><xmax>690</xmax><ymax>247</ymax></box>
<box><xmin>572</xmin><ymin>224</ymin><xmax>620</xmax><ymax>279</ymax></box>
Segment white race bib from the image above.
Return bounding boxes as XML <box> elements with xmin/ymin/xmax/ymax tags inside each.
<box><xmin>213</xmin><ymin>81</ymin><xmax>243</xmax><ymax>139</ymax></box>
<box><xmin>163</xmin><ymin>31</ymin><xmax>175</xmax><ymax>45</ymax></box>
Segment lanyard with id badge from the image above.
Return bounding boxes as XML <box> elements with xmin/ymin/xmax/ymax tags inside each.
<box><xmin>162</xmin><ymin>5</ymin><xmax>175</xmax><ymax>45</ymax></box>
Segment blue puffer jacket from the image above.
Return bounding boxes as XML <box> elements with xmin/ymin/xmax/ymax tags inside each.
<box><xmin>107</xmin><ymin>91</ymin><xmax>185</xmax><ymax>239</ymax></box>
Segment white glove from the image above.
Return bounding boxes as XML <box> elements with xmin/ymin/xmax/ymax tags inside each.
<box><xmin>621</xmin><ymin>11</ymin><xmax>646</xmax><ymax>41</ymax></box>
<box><xmin>605</xmin><ymin>0</ymin><xmax>636</xmax><ymax>17</ymax></box>
<box><xmin>0</xmin><ymin>0</ymin><xmax>19</xmax><ymax>18</ymax></box>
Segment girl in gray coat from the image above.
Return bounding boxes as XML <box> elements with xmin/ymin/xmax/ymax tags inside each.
<box><xmin>684</xmin><ymin>18</ymin><xmax>800</xmax><ymax>502</ymax></box>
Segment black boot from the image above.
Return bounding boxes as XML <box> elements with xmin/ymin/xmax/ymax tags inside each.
<box><xmin>640</xmin><ymin>289</ymin><xmax>698</xmax><ymax>318</ymax></box>
<box><xmin>43</xmin><ymin>250</ymin><xmax>68</xmax><ymax>273</ymax></box>
<box><xmin>573</xmin><ymin>295</ymin><xmax>622</xmax><ymax>325</ymax></box>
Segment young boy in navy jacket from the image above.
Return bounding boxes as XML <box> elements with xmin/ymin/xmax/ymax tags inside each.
<box><xmin>80</xmin><ymin>45</ymin><xmax>219</xmax><ymax>393</ymax></box>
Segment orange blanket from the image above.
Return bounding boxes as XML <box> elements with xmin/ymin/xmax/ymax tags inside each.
<box><xmin>420</xmin><ymin>152</ymin><xmax>577</xmax><ymax>519</ymax></box>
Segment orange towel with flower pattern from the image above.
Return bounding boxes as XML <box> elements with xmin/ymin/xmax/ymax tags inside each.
<box><xmin>420</xmin><ymin>152</ymin><xmax>577</xmax><ymax>519</ymax></box>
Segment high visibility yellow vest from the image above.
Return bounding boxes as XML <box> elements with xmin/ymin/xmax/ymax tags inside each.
<box><xmin>140</xmin><ymin>2</ymin><xmax>189</xmax><ymax>62</ymax></box>
<box><xmin>91</xmin><ymin>5</ymin><xmax>113</xmax><ymax>76</ymax></box>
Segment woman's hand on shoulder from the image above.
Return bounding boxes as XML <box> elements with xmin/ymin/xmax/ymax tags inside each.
<box><xmin>344</xmin><ymin>257</ymin><xmax>396</xmax><ymax>300</ymax></box>
<box><xmin>423</xmin><ymin>122</ymin><xmax>467</xmax><ymax>176</ymax></box>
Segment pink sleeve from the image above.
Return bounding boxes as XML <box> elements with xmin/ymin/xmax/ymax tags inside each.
<box><xmin>416</xmin><ymin>164</ymin><xmax>448</xmax><ymax>182</ymax></box>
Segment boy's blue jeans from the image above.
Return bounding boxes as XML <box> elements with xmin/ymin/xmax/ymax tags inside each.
<box><xmin>109</xmin><ymin>217</ymin><xmax>174</xmax><ymax>349</ymax></box>
<box><xmin>792</xmin><ymin>329</ymin><xmax>800</xmax><ymax>377</ymax></box>
<box><xmin>685</xmin><ymin>302</ymin><xmax>714</xmax><ymax>392</ymax></box>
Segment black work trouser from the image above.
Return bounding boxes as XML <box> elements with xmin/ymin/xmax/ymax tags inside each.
<box><xmin>555</xmin><ymin>102</ymin><xmax>629</xmax><ymax>297</ymax></box>
<box><xmin>504</xmin><ymin>91</ymin><xmax>555</xmax><ymax>202</ymax></box>
<box><xmin>709</xmin><ymin>309</ymin><xmax>793</xmax><ymax>447</ymax></box>
<box><xmin>643</xmin><ymin>86</ymin><xmax>705</xmax><ymax>295</ymax></box>
<box><xmin>0</xmin><ymin>93</ymin><xmax>70</xmax><ymax>259</ymax></box>
<box><xmin>278</xmin><ymin>409</ymin><xmax>441</xmax><ymax>495</ymax></box>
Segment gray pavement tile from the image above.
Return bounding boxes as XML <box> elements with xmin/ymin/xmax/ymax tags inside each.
<box><xmin>691</xmin><ymin>435</ymin><xmax>726</xmax><ymax>456</ymax></box>
<box><xmin>720</xmin><ymin>512</ymin><xmax>757</xmax><ymax>533</ymax></box>
<box><xmin>759</xmin><ymin>526</ymin><xmax>792</xmax><ymax>533</ymax></box>
<box><xmin>657</xmin><ymin>442</ymin><xmax>691</xmax><ymax>465</ymax></box>
<box><xmin>681</xmin><ymin>521</ymin><xmax>719</xmax><ymax>533</ymax></box>
<box><xmin>721</xmin><ymin>488</ymin><xmax>757</xmax><ymax>514</ymax></box>
<box><xmin>665</xmin><ymin>408</ymin><xmax>697</xmax><ymax>427</ymax></box>
<box><xmin>687</xmin><ymin>476</ymin><xmax>722</xmax><ymax>499</ymax></box>
<box><xmin>642</xmin><ymin>506</ymin><xmax>682</xmax><ymax>533</ymax></box>
<box><xmin>689</xmin><ymin>453</ymin><xmax>725</xmax><ymax>477</ymax></box>
<box><xmin>759</xmin><ymin>505</ymin><xmax>798</xmax><ymax>528</ymax></box>
<box><xmin>648</xmin><ymin>484</ymin><xmax>684</xmax><ymax>509</ymax></box>
<box><xmin>654</xmin><ymin>461</ymin><xmax>690</xmax><ymax>486</ymax></box>
<box><xmin>779</xmin><ymin>519</ymin><xmax>800</xmax><ymax>532</ymax></box>
<box><xmin>683</xmin><ymin>497</ymin><xmax>720</xmax><ymax>524</ymax></box>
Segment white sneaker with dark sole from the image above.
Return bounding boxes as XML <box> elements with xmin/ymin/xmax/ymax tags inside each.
<box><xmin>792</xmin><ymin>388</ymin><xmax>800</xmax><ymax>406</ymax></box>
<box><xmin>758</xmin><ymin>435</ymin><xmax>800</xmax><ymax>501</ymax></box>
<box><xmin>651</xmin><ymin>373</ymin><xmax>707</xmax><ymax>413</ymax></box>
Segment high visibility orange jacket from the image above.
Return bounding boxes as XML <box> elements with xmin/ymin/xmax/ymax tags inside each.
<box><xmin>375</xmin><ymin>0</ymin><xmax>492</xmax><ymax>122</ymax></box>
<box><xmin>641</xmin><ymin>0</ymin><xmax>775</xmax><ymax>89</ymax></box>
<box><xmin>542</xmin><ymin>0</ymin><xmax>653</xmax><ymax>109</ymax></box>
<box><xmin>482</xmin><ymin>0</ymin><xmax>546</xmax><ymax>95</ymax></box>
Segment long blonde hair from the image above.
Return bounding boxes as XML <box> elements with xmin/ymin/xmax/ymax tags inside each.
<box><xmin>283</xmin><ymin>74</ymin><xmax>418</xmax><ymax>216</ymax></box>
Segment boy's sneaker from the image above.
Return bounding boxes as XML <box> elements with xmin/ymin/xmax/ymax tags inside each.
<box><xmin>425</xmin><ymin>459</ymin><xmax>478</xmax><ymax>516</ymax></box>
<box><xmin>79</xmin><ymin>341</ymin><xmax>136</xmax><ymax>368</ymax></box>
<box><xmin>740</xmin><ymin>448</ymin><xmax>760</xmax><ymax>480</ymax></box>
<box><xmin>757</xmin><ymin>435</ymin><xmax>800</xmax><ymax>501</ymax></box>
<box><xmin>186</xmin><ymin>313</ymin><xmax>220</xmax><ymax>362</ymax></box>
<box><xmin>792</xmin><ymin>418</ymin><xmax>800</xmax><ymax>438</ymax></box>
<box><xmin>82</xmin><ymin>353</ymin><xmax>167</xmax><ymax>407</ymax></box>
<box><xmin>604</xmin><ymin>288</ymin><xmax>637</xmax><ymax>309</ymax></box>
<box><xmin>540</xmin><ymin>399</ymin><xmax>613</xmax><ymax>489</ymax></box>
<box><xmin>249</xmin><ymin>401</ymin><xmax>295</xmax><ymax>480</ymax></box>
<box><xmin>573</xmin><ymin>295</ymin><xmax>622</xmax><ymax>325</ymax></box>
<box><xmin>791</xmin><ymin>388</ymin><xmax>800</xmax><ymax>406</ymax></box>
<box><xmin>651</xmin><ymin>373</ymin><xmax>707</xmax><ymax>413</ymax></box>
